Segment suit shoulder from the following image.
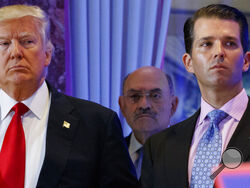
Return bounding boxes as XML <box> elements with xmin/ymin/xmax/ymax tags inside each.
<box><xmin>147</xmin><ymin>110</ymin><xmax>200</xmax><ymax>145</ymax></box>
<box><xmin>67</xmin><ymin>95</ymin><xmax>113</xmax><ymax>112</ymax></box>
<box><xmin>48</xmin><ymin>82</ymin><xmax>115</xmax><ymax>115</ymax></box>
<box><xmin>52</xmin><ymin>91</ymin><xmax>117</xmax><ymax>120</ymax></box>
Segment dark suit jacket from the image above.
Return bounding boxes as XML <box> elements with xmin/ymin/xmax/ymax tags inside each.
<box><xmin>141</xmin><ymin>98</ymin><xmax>250</xmax><ymax>188</ymax></box>
<box><xmin>125</xmin><ymin>134</ymin><xmax>132</xmax><ymax>148</ymax></box>
<box><xmin>36</xmin><ymin>84</ymin><xmax>138</xmax><ymax>188</ymax></box>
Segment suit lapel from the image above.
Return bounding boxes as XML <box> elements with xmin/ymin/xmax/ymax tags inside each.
<box><xmin>166</xmin><ymin>110</ymin><xmax>200</xmax><ymax>187</ymax></box>
<box><xmin>227</xmin><ymin>98</ymin><xmax>250</xmax><ymax>161</ymax></box>
<box><xmin>37</xmin><ymin>87</ymin><xmax>80</xmax><ymax>187</ymax></box>
<box><xmin>163</xmin><ymin>98</ymin><xmax>250</xmax><ymax>186</ymax></box>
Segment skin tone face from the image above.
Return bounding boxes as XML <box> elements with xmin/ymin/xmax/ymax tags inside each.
<box><xmin>0</xmin><ymin>16</ymin><xmax>52</xmax><ymax>101</ymax></box>
<box><xmin>183</xmin><ymin>17</ymin><xmax>250</xmax><ymax>107</ymax></box>
<box><xmin>119</xmin><ymin>67</ymin><xmax>178</xmax><ymax>144</ymax></box>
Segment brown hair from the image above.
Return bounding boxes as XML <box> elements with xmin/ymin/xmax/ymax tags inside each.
<box><xmin>183</xmin><ymin>4</ymin><xmax>249</xmax><ymax>55</ymax></box>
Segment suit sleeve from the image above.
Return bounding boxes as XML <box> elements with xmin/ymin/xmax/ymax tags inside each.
<box><xmin>99</xmin><ymin>112</ymin><xmax>139</xmax><ymax>188</ymax></box>
<box><xmin>140</xmin><ymin>138</ymin><xmax>154</xmax><ymax>188</ymax></box>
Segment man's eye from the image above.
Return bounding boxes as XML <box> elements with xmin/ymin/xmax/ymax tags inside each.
<box><xmin>150</xmin><ymin>93</ymin><xmax>161</xmax><ymax>99</ymax></box>
<box><xmin>129</xmin><ymin>94</ymin><xmax>141</xmax><ymax>101</ymax></box>
<box><xmin>22</xmin><ymin>40</ymin><xmax>34</xmax><ymax>44</ymax></box>
<box><xmin>225</xmin><ymin>41</ymin><xmax>236</xmax><ymax>46</ymax></box>
<box><xmin>0</xmin><ymin>41</ymin><xmax>10</xmax><ymax>46</ymax></box>
<box><xmin>200</xmin><ymin>42</ymin><xmax>212</xmax><ymax>47</ymax></box>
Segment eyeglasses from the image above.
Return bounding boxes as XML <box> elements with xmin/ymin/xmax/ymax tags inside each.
<box><xmin>124</xmin><ymin>91</ymin><xmax>162</xmax><ymax>104</ymax></box>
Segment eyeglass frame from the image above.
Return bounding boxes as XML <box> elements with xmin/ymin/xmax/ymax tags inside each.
<box><xmin>123</xmin><ymin>89</ymin><xmax>164</xmax><ymax>104</ymax></box>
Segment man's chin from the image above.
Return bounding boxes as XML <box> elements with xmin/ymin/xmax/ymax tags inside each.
<box><xmin>6</xmin><ymin>75</ymin><xmax>34</xmax><ymax>87</ymax></box>
<box><xmin>134</xmin><ymin>118</ymin><xmax>156</xmax><ymax>129</ymax></box>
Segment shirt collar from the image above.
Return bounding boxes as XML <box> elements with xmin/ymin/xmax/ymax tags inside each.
<box><xmin>0</xmin><ymin>81</ymin><xmax>50</xmax><ymax>120</ymax></box>
<box><xmin>128</xmin><ymin>133</ymin><xmax>143</xmax><ymax>155</ymax></box>
<box><xmin>198</xmin><ymin>88</ymin><xmax>248</xmax><ymax>126</ymax></box>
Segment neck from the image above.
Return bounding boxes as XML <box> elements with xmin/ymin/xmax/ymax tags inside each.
<box><xmin>200</xmin><ymin>83</ymin><xmax>243</xmax><ymax>109</ymax></box>
<box><xmin>133</xmin><ymin>131</ymin><xmax>153</xmax><ymax>145</ymax></box>
<box><xmin>2</xmin><ymin>80</ymin><xmax>44</xmax><ymax>101</ymax></box>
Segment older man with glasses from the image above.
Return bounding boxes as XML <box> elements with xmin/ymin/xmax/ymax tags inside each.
<box><xmin>119</xmin><ymin>66</ymin><xmax>178</xmax><ymax>179</ymax></box>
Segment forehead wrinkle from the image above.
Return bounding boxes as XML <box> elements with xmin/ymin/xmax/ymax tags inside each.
<box><xmin>123</xmin><ymin>67</ymin><xmax>169</xmax><ymax>94</ymax></box>
<box><xmin>194</xmin><ymin>18</ymin><xmax>241</xmax><ymax>39</ymax></box>
<box><xmin>14</xmin><ymin>32</ymin><xmax>35</xmax><ymax>38</ymax></box>
<box><xmin>125</xmin><ymin>78</ymin><xmax>168</xmax><ymax>95</ymax></box>
<box><xmin>0</xmin><ymin>27</ymin><xmax>37</xmax><ymax>38</ymax></box>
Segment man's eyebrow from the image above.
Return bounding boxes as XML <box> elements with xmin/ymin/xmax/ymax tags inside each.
<box><xmin>197</xmin><ymin>36</ymin><xmax>239</xmax><ymax>42</ymax></box>
<box><xmin>126</xmin><ymin>88</ymin><xmax>162</xmax><ymax>93</ymax></box>
<box><xmin>126</xmin><ymin>89</ymin><xmax>140</xmax><ymax>93</ymax></box>
<box><xmin>150</xmin><ymin>88</ymin><xmax>162</xmax><ymax>92</ymax></box>
<box><xmin>196</xmin><ymin>36</ymin><xmax>214</xmax><ymax>42</ymax></box>
<box><xmin>223</xmin><ymin>36</ymin><xmax>239</xmax><ymax>41</ymax></box>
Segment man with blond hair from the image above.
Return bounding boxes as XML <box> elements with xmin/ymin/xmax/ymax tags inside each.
<box><xmin>0</xmin><ymin>4</ymin><xmax>138</xmax><ymax>188</ymax></box>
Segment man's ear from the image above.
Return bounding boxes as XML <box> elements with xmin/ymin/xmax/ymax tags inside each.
<box><xmin>44</xmin><ymin>48</ymin><xmax>52</xmax><ymax>67</ymax></box>
<box><xmin>118</xmin><ymin>96</ymin><xmax>125</xmax><ymax>116</ymax></box>
<box><xmin>44</xmin><ymin>42</ymin><xmax>53</xmax><ymax>67</ymax></box>
<box><xmin>242</xmin><ymin>51</ymin><xmax>250</xmax><ymax>72</ymax></box>
<box><xmin>170</xmin><ymin>96</ymin><xmax>179</xmax><ymax>116</ymax></box>
<box><xmin>182</xmin><ymin>53</ymin><xmax>194</xmax><ymax>73</ymax></box>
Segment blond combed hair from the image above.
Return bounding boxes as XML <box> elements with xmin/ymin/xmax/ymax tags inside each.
<box><xmin>0</xmin><ymin>4</ymin><xmax>54</xmax><ymax>53</ymax></box>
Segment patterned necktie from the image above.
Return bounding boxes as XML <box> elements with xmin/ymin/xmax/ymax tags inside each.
<box><xmin>0</xmin><ymin>103</ymin><xmax>29</xmax><ymax>188</ymax></box>
<box><xmin>190</xmin><ymin>110</ymin><xmax>228</xmax><ymax>188</ymax></box>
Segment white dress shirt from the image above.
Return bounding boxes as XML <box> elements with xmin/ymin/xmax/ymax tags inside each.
<box><xmin>0</xmin><ymin>81</ymin><xmax>51</xmax><ymax>188</ymax></box>
<box><xmin>188</xmin><ymin>89</ymin><xmax>248</xmax><ymax>183</ymax></box>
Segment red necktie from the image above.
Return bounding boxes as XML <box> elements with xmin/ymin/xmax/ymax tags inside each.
<box><xmin>0</xmin><ymin>103</ymin><xmax>29</xmax><ymax>188</ymax></box>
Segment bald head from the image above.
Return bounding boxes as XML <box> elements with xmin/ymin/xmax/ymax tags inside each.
<box><xmin>122</xmin><ymin>66</ymin><xmax>173</xmax><ymax>96</ymax></box>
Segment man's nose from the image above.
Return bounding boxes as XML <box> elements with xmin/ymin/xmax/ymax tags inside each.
<box><xmin>214</xmin><ymin>41</ymin><xmax>225</xmax><ymax>61</ymax></box>
<box><xmin>10</xmin><ymin>41</ymin><xmax>23</xmax><ymax>60</ymax></box>
<box><xmin>138</xmin><ymin>95</ymin><xmax>151</xmax><ymax>109</ymax></box>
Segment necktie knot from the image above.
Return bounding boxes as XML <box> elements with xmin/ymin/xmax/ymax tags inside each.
<box><xmin>12</xmin><ymin>102</ymin><xmax>29</xmax><ymax>116</ymax></box>
<box><xmin>207</xmin><ymin>110</ymin><xmax>228</xmax><ymax>128</ymax></box>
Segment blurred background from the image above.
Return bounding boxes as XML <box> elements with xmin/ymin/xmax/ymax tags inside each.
<box><xmin>1</xmin><ymin>0</ymin><xmax>250</xmax><ymax>135</ymax></box>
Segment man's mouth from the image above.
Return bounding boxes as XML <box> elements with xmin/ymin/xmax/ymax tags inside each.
<box><xmin>210</xmin><ymin>64</ymin><xmax>227</xmax><ymax>70</ymax></box>
<box><xmin>134</xmin><ymin>113</ymin><xmax>156</xmax><ymax>120</ymax></box>
<box><xmin>137</xmin><ymin>114</ymin><xmax>152</xmax><ymax>118</ymax></box>
<box><xmin>9</xmin><ymin>65</ymin><xmax>28</xmax><ymax>72</ymax></box>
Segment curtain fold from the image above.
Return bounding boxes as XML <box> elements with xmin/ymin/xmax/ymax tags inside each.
<box><xmin>65</xmin><ymin>0</ymin><xmax>172</xmax><ymax>135</ymax></box>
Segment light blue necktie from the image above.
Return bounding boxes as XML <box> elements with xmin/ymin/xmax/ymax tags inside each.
<box><xmin>190</xmin><ymin>110</ymin><xmax>228</xmax><ymax>188</ymax></box>
<box><xmin>134</xmin><ymin>147</ymin><xmax>143</xmax><ymax>179</ymax></box>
